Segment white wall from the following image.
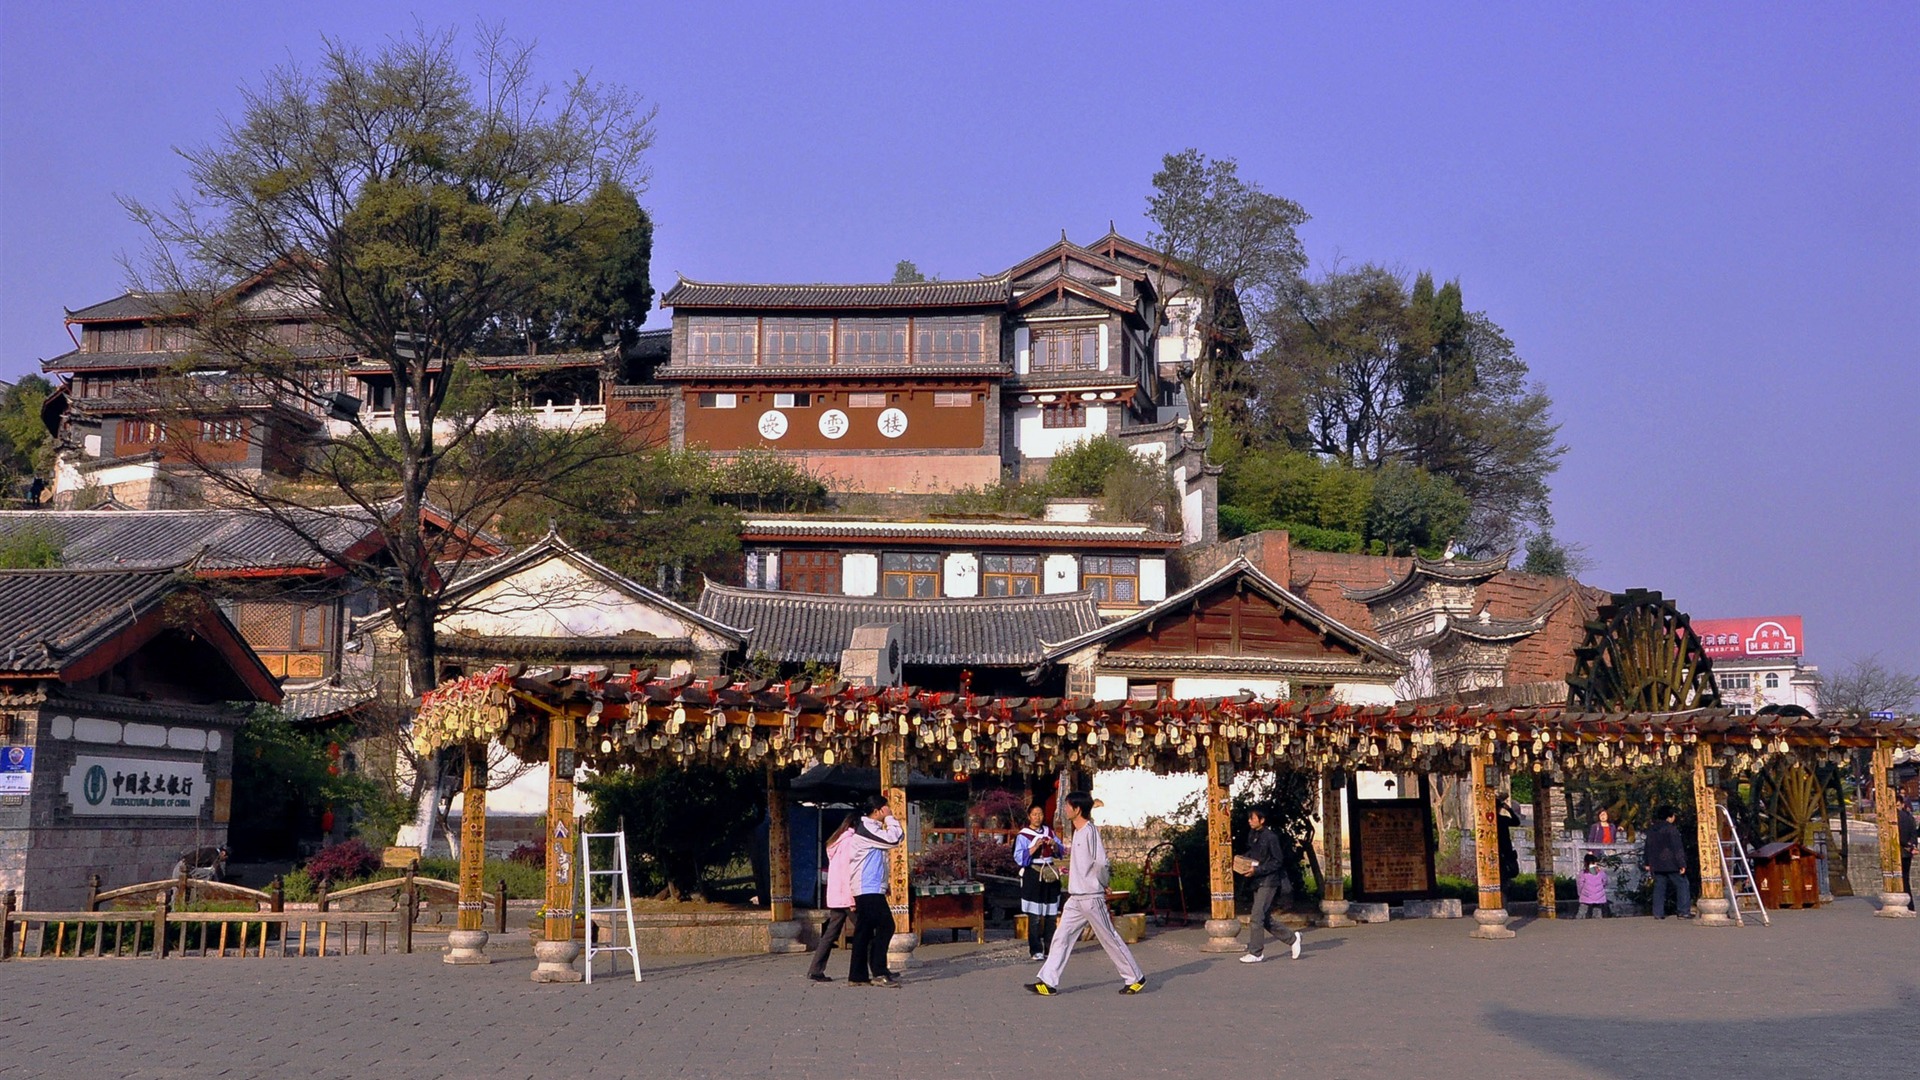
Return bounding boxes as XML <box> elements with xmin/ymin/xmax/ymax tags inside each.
<box><xmin>1331</xmin><ymin>682</ymin><xmax>1398</xmax><ymax>706</ymax></box>
<box><xmin>842</xmin><ymin>553</ymin><xmax>878</xmax><ymax>596</ymax></box>
<box><xmin>1043</xmin><ymin>553</ymin><xmax>1079</xmax><ymax>594</ymax></box>
<box><xmin>1171</xmin><ymin>676</ymin><xmax>1287</xmax><ymax>699</ymax></box>
<box><xmin>1094</xmin><ymin>674</ymin><xmax>1130</xmax><ymax>700</ymax></box>
<box><xmin>441</xmin><ymin>556</ymin><xmax>719</xmax><ymax>647</ymax></box>
<box><xmin>1014</xmin><ymin>327</ymin><xmax>1030</xmax><ymax>374</ymax></box>
<box><xmin>943</xmin><ymin>552</ymin><xmax>979</xmax><ymax>598</ymax></box>
<box><xmin>1012</xmin><ymin>403</ymin><xmax>1110</xmax><ymax>459</ymax></box>
<box><xmin>1140</xmin><ymin>558</ymin><xmax>1168</xmax><ymax>603</ymax></box>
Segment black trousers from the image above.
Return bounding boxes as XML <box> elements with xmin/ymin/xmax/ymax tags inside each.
<box><xmin>1903</xmin><ymin>848</ymin><xmax>1913</xmax><ymax>910</ymax></box>
<box><xmin>806</xmin><ymin>908</ymin><xmax>849</xmax><ymax>977</ymax></box>
<box><xmin>1651</xmin><ymin>871</ymin><xmax>1691</xmax><ymax>918</ymax></box>
<box><xmin>848</xmin><ymin>893</ymin><xmax>894</xmax><ymax>982</ymax></box>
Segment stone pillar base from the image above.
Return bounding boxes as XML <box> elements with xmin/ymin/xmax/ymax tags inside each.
<box><xmin>1318</xmin><ymin>899</ymin><xmax>1354</xmax><ymax>928</ymax></box>
<box><xmin>1469</xmin><ymin>908</ymin><xmax>1515</xmax><ymax>940</ymax></box>
<box><xmin>1874</xmin><ymin>893</ymin><xmax>1916</xmax><ymax>918</ymax></box>
<box><xmin>1201</xmin><ymin>917</ymin><xmax>1243</xmax><ymax>952</ymax></box>
<box><xmin>768</xmin><ymin>919</ymin><xmax>808</xmax><ymax>953</ymax></box>
<box><xmin>1694</xmin><ymin>897</ymin><xmax>1734</xmax><ymax>927</ymax></box>
<box><xmin>884</xmin><ymin>931</ymin><xmax>919</xmax><ymax>971</ymax></box>
<box><xmin>531</xmin><ymin>939</ymin><xmax>583</xmax><ymax>982</ymax></box>
<box><xmin>444</xmin><ymin>928</ymin><xmax>491</xmax><ymax>964</ymax></box>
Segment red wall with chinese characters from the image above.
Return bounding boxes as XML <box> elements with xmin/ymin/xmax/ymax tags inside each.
<box><xmin>1693</xmin><ymin>616</ymin><xmax>1805</xmax><ymax>659</ymax></box>
<box><xmin>679</xmin><ymin>382</ymin><xmax>988</xmax><ymax>451</ymax></box>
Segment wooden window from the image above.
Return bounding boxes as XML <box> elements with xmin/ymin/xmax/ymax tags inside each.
<box><xmin>202</xmin><ymin>419</ymin><xmax>245</xmax><ymax>443</ymax></box>
<box><xmin>686</xmin><ymin>318</ymin><xmax>759</xmax><ymax>365</ymax></box>
<box><xmin>118</xmin><ymin>419</ymin><xmax>165</xmax><ymax>445</ymax></box>
<box><xmin>697</xmin><ymin>392</ymin><xmax>739</xmax><ymax>409</ymax></box>
<box><xmin>233</xmin><ymin>602</ymin><xmax>330</xmax><ymax>654</ymax></box>
<box><xmin>847</xmin><ymin>392</ymin><xmax>888</xmax><ymax>409</ymax></box>
<box><xmin>1041</xmin><ymin>403</ymin><xmax>1086</xmax><ymax>428</ymax></box>
<box><xmin>762</xmin><ymin>320</ymin><xmax>833</xmax><ymax>365</ymax></box>
<box><xmin>1031</xmin><ymin>327</ymin><xmax>1100</xmax><ymax>371</ymax></box>
<box><xmin>933</xmin><ymin>391</ymin><xmax>972</xmax><ymax>408</ymax></box>
<box><xmin>781</xmin><ymin>550</ymin><xmax>840</xmax><ymax>594</ymax></box>
<box><xmin>1082</xmin><ymin>555</ymin><xmax>1138</xmax><ymax>603</ymax></box>
<box><xmin>980</xmin><ymin>553</ymin><xmax>1040</xmax><ymax>597</ymax></box>
<box><xmin>881</xmin><ymin>552</ymin><xmax>941</xmax><ymax>599</ymax></box>
<box><xmin>774</xmin><ymin>392</ymin><xmax>813</xmax><ymax>408</ymax></box>
<box><xmin>838</xmin><ymin>320</ymin><xmax>909</xmax><ymax>365</ymax></box>
<box><xmin>915</xmin><ymin>317</ymin><xmax>989</xmax><ymax>364</ymax></box>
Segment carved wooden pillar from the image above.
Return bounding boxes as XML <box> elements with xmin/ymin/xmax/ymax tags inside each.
<box><xmin>766</xmin><ymin>762</ymin><xmax>805</xmax><ymax>951</ymax></box>
<box><xmin>533</xmin><ymin>714</ymin><xmax>583</xmax><ymax>980</ymax></box>
<box><xmin>880</xmin><ymin>728</ymin><xmax>917</xmax><ymax>967</ymax></box>
<box><xmin>1532</xmin><ymin>772</ymin><xmax>1556</xmax><ymax>919</ymax></box>
<box><xmin>1872</xmin><ymin>739</ymin><xmax>1915</xmax><ymax>918</ymax></box>
<box><xmin>445</xmin><ymin>740</ymin><xmax>492</xmax><ymax>964</ymax></box>
<box><xmin>1469</xmin><ymin>747</ymin><xmax>1513</xmax><ymax>939</ymax></box>
<box><xmin>1319</xmin><ymin>766</ymin><xmax>1352</xmax><ymax>927</ymax></box>
<box><xmin>1201</xmin><ymin>735</ymin><xmax>1239</xmax><ymax>950</ymax></box>
<box><xmin>1688</xmin><ymin>742</ymin><xmax>1732</xmax><ymax>926</ymax></box>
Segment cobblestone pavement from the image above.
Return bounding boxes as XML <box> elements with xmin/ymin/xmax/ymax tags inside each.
<box><xmin>1</xmin><ymin>897</ymin><xmax>1912</xmax><ymax>1080</ymax></box>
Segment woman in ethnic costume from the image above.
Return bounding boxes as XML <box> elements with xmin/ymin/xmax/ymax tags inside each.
<box><xmin>1013</xmin><ymin>803</ymin><xmax>1063</xmax><ymax>961</ymax></box>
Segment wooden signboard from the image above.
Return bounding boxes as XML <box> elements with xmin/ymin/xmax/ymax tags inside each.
<box><xmin>1347</xmin><ymin>773</ymin><xmax>1439</xmax><ymax>903</ymax></box>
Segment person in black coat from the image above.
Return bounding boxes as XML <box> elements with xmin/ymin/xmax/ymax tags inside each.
<box><xmin>1238</xmin><ymin>807</ymin><xmax>1301</xmax><ymax>963</ymax></box>
<box><xmin>1495</xmin><ymin>794</ymin><xmax>1521</xmax><ymax>888</ymax></box>
<box><xmin>1898</xmin><ymin>800</ymin><xmax>1916</xmax><ymax>912</ymax></box>
<box><xmin>1641</xmin><ymin>805</ymin><xmax>1691</xmax><ymax>919</ymax></box>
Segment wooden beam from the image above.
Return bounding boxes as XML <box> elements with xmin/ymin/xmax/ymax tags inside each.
<box><xmin>1532</xmin><ymin>772</ymin><xmax>1556</xmax><ymax>919</ymax></box>
<box><xmin>1469</xmin><ymin>747</ymin><xmax>1514</xmax><ymax>938</ymax></box>
<box><xmin>1319</xmin><ymin>767</ymin><xmax>1352</xmax><ymax>927</ymax></box>
<box><xmin>880</xmin><ymin>729</ymin><xmax>915</xmax><ymax>969</ymax></box>
<box><xmin>1201</xmin><ymin>736</ymin><xmax>1240</xmax><ymax>950</ymax></box>
<box><xmin>457</xmin><ymin>742</ymin><xmax>488</xmax><ymax>934</ymax></box>
<box><xmin>1872</xmin><ymin>739</ymin><xmax>1916</xmax><ymax>918</ymax></box>
<box><xmin>768</xmin><ymin>764</ymin><xmax>793</xmax><ymax>925</ymax></box>
<box><xmin>1691</xmin><ymin>743</ymin><xmax>1732</xmax><ymax>925</ymax></box>
<box><xmin>545</xmin><ymin>717</ymin><xmax>578</xmax><ymax>944</ymax></box>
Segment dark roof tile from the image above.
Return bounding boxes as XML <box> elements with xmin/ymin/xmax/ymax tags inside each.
<box><xmin>697</xmin><ymin>583</ymin><xmax>1100</xmax><ymax>667</ymax></box>
<box><xmin>0</xmin><ymin>568</ymin><xmax>183</xmax><ymax>672</ymax></box>
<box><xmin>663</xmin><ymin>277</ymin><xmax>1011</xmax><ymax>310</ymax></box>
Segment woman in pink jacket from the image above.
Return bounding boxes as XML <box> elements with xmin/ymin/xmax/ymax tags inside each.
<box><xmin>805</xmin><ymin>812</ymin><xmax>859</xmax><ymax>982</ymax></box>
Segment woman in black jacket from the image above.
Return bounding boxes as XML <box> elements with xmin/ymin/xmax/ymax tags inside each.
<box><xmin>1640</xmin><ymin>805</ymin><xmax>1691</xmax><ymax>919</ymax></box>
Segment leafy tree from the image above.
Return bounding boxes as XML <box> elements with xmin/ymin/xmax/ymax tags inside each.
<box><xmin>0</xmin><ymin>523</ymin><xmax>62</xmax><ymax>568</ymax></box>
<box><xmin>126</xmin><ymin>25</ymin><xmax>655</xmax><ymax>700</ymax></box>
<box><xmin>1253</xmin><ymin>265</ymin><xmax>1563</xmax><ymax>551</ymax></box>
<box><xmin>228</xmin><ymin>707</ymin><xmax>385</xmax><ymax>860</ymax></box>
<box><xmin>1145</xmin><ymin>149</ymin><xmax>1309</xmax><ymax>436</ymax></box>
<box><xmin>1366</xmin><ymin>462</ymin><xmax>1470</xmax><ymax>556</ymax></box>
<box><xmin>891</xmin><ymin>260</ymin><xmax>929</xmax><ymax>284</ymax></box>
<box><xmin>1521</xmin><ymin>531</ymin><xmax>1589</xmax><ymax>577</ymax></box>
<box><xmin>501</xmin><ymin>447</ymin><xmax>826</xmax><ymax>597</ymax></box>
<box><xmin>1818</xmin><ymin>655</ymin><xmax>1920</xmax><ymax>717</ymax></box>
<box><xmin>1044</xmin><ymin>436</ymin><xmax>1139</xmax><ymax>497</ymax></box>
<box><xmin>0</xmin><ymin>375</ymin><xmax>53</xmax><ymax>482</ymax></box>
<box><xmin>582</xmin><ymin>765</ymin><xmax>765</xmax><ymax>900</ymax></box>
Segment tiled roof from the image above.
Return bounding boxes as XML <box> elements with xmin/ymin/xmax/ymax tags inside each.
<box><xmin>44</xmin><ymin>343</ymin><xmax>351</xmax><ymax>373</ymax></box>
<box><xmin>64</xmin><ymin>291</ymin><xmax>188</xmax><ymax>322</ymax></box>
<box><xmin>663</xmin><ymin>276</ymin><xmax>1012</xmax><ymax>310</ymax></box>
<box><xmin>0</xmin><ymin>503</ymin><xmax>472</xmax><ymax>574</ymax></box>
<box><xmin>1343</xmin><ymin>551</ymin><xmax>1516</xmax><ymax>603</ymax></box>
<box><xmin>737</xmin><ymin>517</ymin><xmax>1182</xmax><ymax>548</ymax></box>
<box><xmin>653</xmin><ymin>361</ymin><xmax>1006</xmax><ymax>380</ymax></box>
<box><xmin>697</xmin><ymin>582</ymin><xmax>1102</xmax><ymax>667</ymax></box>
<box><xmin>280</xmin><ymin>679</ymin><xmax>378</xmax><ymax>723</ymax></box>
<box><xmin>1039</xmin><ymin>557</ymin><xmax>1406</xmax><ymax>669</ymax></box>
<box><xmin>0</xmin><ymin>568</ymin><xmax>184</xmax><ymax>673</ymax></box>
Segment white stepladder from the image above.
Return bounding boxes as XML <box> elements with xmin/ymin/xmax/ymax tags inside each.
<box><xmin>580</xmin><ymin>828</ymin><xmax>642</xmax><ymax>982</ymax></box>
<box><xmin>1718</xmin><ymin>803</ymin><xmax>1770</xmax><ymax>927</ymax></box>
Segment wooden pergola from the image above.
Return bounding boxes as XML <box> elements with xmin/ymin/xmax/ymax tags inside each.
<box><xmin>413</xmin><ymin>665</ymin><xmax>1920</xmax><ymax>975</ymax></box>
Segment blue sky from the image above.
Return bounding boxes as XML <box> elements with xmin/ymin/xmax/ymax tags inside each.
<box><xmin>2</xmin><ymin>2</ymin><xmax>1914</xmax><ymax>678</ymax></box>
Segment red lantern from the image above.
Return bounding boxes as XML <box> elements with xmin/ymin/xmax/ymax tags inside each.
<box><xmin>320</xmin><ymin>807</ymin><xmax>336</xmax><ymax>833</ymax></box>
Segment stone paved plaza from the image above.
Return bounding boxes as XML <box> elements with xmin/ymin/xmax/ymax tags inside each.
<box><xmin>0</xmin><ymin>897</ymin><xmax>1912</xmax><ymax>1079</ymax></box>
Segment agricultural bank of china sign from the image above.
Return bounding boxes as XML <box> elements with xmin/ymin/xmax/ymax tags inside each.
<box><xmin>60</xmin><ymin>755</ymin><xmax>209</xmax><ymax>817</ymax></box>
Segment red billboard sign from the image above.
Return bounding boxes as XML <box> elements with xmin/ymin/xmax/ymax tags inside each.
<box><xmin>1693</xmin><ymin>617</ymin><xmax>1804</xmax><ymax>659</ymax></box>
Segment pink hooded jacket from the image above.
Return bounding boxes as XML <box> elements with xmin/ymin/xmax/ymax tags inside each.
<box><xmin>824</xmin><ymin>829</ymin><xmax>857</xmax><ymax>910</ymax></box>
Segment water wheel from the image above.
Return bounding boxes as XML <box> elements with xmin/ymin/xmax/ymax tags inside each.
<box><xmin>1567</xmin><ymin>589</ymin><xmax>1721</xmax><ymax>711</ymax></box>
<box><xmin>1749</xmin><ymin>758</ymin><xmax>1851</xmax><ymax>895</ymax></box>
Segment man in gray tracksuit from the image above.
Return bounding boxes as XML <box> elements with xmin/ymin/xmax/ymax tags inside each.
<box><xmin>1027</xmin><ymin>791</ymin><xmax>1145</xmax><ymax>995</ymax></box>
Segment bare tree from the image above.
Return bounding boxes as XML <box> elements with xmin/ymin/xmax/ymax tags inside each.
<box><xmin>1819</xmin><ymin>654</ymin><xmax>1920</xmax><ymax>717</ymax></box>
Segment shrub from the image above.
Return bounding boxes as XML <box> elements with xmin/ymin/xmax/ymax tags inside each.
<box><xmin>1046</xmin><ymin>436</ymin><xmax>1137</xmax><ymax>497</ymax></box>
<box><xmin>970</xmin><ymin>788</ymin><xmax>1031</xmax><ymax>828</ymax></box>
<box><xmin>1505</xmin><ymin>873</ymin><xmax>1579</xmax><ymax>904</ymax></box>
<box><xmin>280</xmin><ymin>868</ymin><xmax>317</xmax><ymax>903</ymax></box>
<box><xmin>912</xmin><ymin>839</ymin><xmax>1018</xmax><ymax>883</ymax></box>
<box><xmin>303</xmin><ymin>840</ymin><xmax>379</xmax><ymax>887</ymax></box>
<box><xmin>417</xmin><ymin>856</ymin><xmax>546</xmax><ymax>900</ymax></box>
<box><xmin>1108</xmin><ymin>860</ymin><xmax>1148</xmax><ymax>913</ymax></box>
<box><xmin>508</xmin><ymin>842</ymin><xmax>545</xmax><ymax>868</ymax></box>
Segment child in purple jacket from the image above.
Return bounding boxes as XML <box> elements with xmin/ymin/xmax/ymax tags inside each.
<box><xmin>1574</xmin><ymin>855</ymin><xmax>1612</xmax><ymax>918</ymax></box>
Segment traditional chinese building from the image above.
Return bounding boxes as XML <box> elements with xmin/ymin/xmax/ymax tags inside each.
<box><xmin>1690</xmin><ymin>617</ymin><xmax>1821</xmax><ymax>715</ymax></box>
<box><xmin>0</xmin><ymin>568</ymin><xmax>281</xmax><ymax>909</ymax></box>
<box><xmin>654</xmin><ymin>233</ymin><xmax>1219</xmax><ymax>539</ymax></box>
<box><xmin>731</xmin><ymin>515</ymin><xmax>1181</xmax><ymax>616</ymax></box>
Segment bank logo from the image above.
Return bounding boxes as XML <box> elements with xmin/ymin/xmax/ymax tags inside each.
<box><xmin>83</xmin><ymin>764</ymin><xmax>107</xmax><ymax>806</ymax></box>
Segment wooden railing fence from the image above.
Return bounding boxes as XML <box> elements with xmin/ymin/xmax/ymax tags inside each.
<box><xmin>3</xmin><ymin>888</ymin><xmax>406</xmax><ymax>960</ymax></box>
